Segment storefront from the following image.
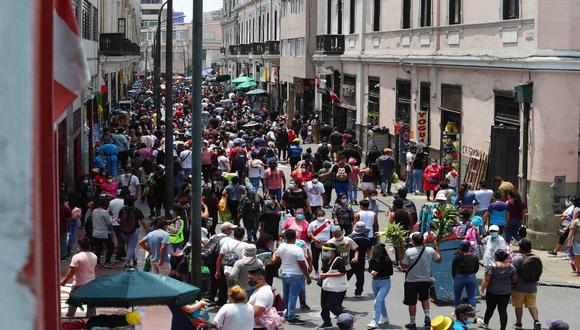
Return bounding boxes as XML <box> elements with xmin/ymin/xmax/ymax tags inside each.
<box><xmin>440</xmin><ymin>84</ymin><xmax>462</xmax><ymax>179</ymax></box>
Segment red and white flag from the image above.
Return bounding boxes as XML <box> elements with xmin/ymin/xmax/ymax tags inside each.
<box><xmin>329</xmin><ymin>89</ymin><xmax>341</xmax><ymax>102</ymax></box>
<box><xmin>53</xmin><ymin>0</ymin><xmax>90</xmax><ymax>122</ymax></box>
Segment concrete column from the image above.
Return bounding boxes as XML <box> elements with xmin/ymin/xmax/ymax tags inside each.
<box><xmin>355</xmin><ymin>63</ymin><xmax>366</xmax><ymax>125</ymax></box>
<box><xmin>358</xmin><ymin>0</ymin><xmax>366</xmax><ymax>52</ymax></box>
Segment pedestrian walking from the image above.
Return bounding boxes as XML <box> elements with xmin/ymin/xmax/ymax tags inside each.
<box><xmin>308</xmin><ymin>209</ymin><xmax>333</xmax><ymax>277</ymax></box>
<box><xmin>423</xmin><ymin>158</ymin><xmax>442</xmax><ymax>201</ymax></box>
<box><xmin>367</xmin><ymin>243</ymin><xmax>394</xmax><ymax>329</ymax></box>
<box><xmin>228</xmin><ymin>244</ymin><xmax>264</xmax><ymax>295</ymax></box>
<box><xmin>512</xmin><ymin>239</ymin><xmax>543</xmax><ymax>330</ymax></box>
<box><xmin>376</xmin><ymin>148</ymin><xmax>396</xmax><ymax>196</ymax></box>
<box><xmin>452</xmin><ymin>240</ymin><xmax>480</xmax><ymax>307</ymax></box>
<box><xmin>117</xmin><ymin>196</ymin><xmax>146</xmax><ymax>268</ymax></box>
<box><xmin>400</xmin><ymin>232</ymin><xmax>442</xmax><ymax>330</ymax></box>
<box><xmin>318</xmin><ymin>243</ymin><xmax>348</xmax><ymax>329</ymax></box>
<box><xmin>91</xmin><ymin>197</ymin><xmax>114</xmax><ymax>267</ymax></box>
<box><xmin>138</xmin><ymin>218</ymin><xmax>171</xmax><ymax>275</ymax></box>
<box><xmin>482</xmin><ymin>225</ymin><xmax>509</xmax><ymax>266</ymax></box>
<box><xmin>354</xmin><ymin>199</ymin><xmax>379</xmax><ymax>244</ymax></box>
<box><xmin>263</xmin><ymin>162</ymin><xmax>286</xmax><ymax>202</ymax></box>
<box><xmin>333</xmin><ymin>193</ymin><xmax>355</xmax><ymax>235</ymax></box>
<box><xmin>505</xmin><ymin>191</ymin><xmax>527</xmax><ymax>243</ymax></box>
<box><xmin>60</xmin><ymin>237</ymin><xmax>97</xmax><ymax>318</ymax></box>
<box><xmin>480</xmin><ymin>249</ymin><xmax>517</xmax><ymax>330</ymax></box>
<box><xmin>212</xmin><ymin>285</ymin><xmax>255</xmax><ymax>330</ymax></box>
<box><xmin>567</xmin><ymin>208</ymin><xmax>580</xmax><ymax>275</ymax></box>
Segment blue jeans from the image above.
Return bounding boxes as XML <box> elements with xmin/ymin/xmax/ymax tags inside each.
<box><xmin>67</xmin><ymin>219</ymin><xmax>79</xmax><ymax>255</ymax></box>
<box><xmin>504</xmin><ymin>218</ymin><xmax>522</xmax><ymax>243</ymax></box>
<box><xmin>405</xmin><ymin>170</ymin><xmax>414</xmax><ymax>191</ymax></box>
<box><xmin>379</xmin><ymin>174</ymin><xmax>392</xmax><ymax>194</ymax></box>
<box><xmin>268</xmin><ymin>188</ymin><xmax>282</xmax><ymax>202</ymax></box>
<box><xmin>453</xmin><ymin>273</ymin><xmax>477</xmax><ymax>308</ymax></box>
<box><xmin>347</xmin><ymin>181</ymin><xmax>358</xmax><ymax>202</ymax></box>
<box><xmin>334</xmin><ymin>181</ymin><xmax>350</xmax><ymax>198</ymax></box>
<box><xmin>249</xmin><ymin>177</ymin><xmax>260</xmax><ymax>193</ymax></box>
<box><xmin>280</xmin><ymin>273</ymin><xmax>305</xmax><ymax>320</ymax></box>
<box><xmin>412</xmin><ymin>169</ymin><xmax>424</xmax><ymax>193</ymax></box>
<box><xmin>123</xmin><ymin>230</ymin><xmax>139</xmax><ymax>264</ymax></box>
<box><xmin>372</xmin><ymin>278</ymin><xmax>391</xmax><ymax>323</ymax></box>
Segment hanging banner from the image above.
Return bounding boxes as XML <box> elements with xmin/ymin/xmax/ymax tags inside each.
<box><xmin>416</xmin><ymin>108</ymin><xmax>429</xmax><ymax>144</ymax></box>
<box><xmin>260</xmin><ymin>67</ymin><xmax>269</xmax><ymax>82</ymax></box>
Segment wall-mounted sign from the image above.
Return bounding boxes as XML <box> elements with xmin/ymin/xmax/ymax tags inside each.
<box><xmin>416</xmin><ymin>108</ymin><xmax>428</xmax><ymax>144</ymax></box>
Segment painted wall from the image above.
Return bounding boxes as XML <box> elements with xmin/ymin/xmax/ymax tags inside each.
<box><xmin>536</xmin><ymin>0</ymin><xmax>580</xmax><ymax>51</ymax></box>
<box><xmin>0</xmin><ymin>0</ymin><xmax>35</xmax><ymax>328</ymax></box>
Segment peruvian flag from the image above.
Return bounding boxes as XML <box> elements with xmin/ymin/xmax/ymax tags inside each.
<box><xmin>53</xmin><ymin>0</ymin><xmax>90</xmax><ymax>122</ymax></box>
<box><xmin>329</xmin><ymin>89</ymin><xmax>341</xmax><ymax>102</ymax></box>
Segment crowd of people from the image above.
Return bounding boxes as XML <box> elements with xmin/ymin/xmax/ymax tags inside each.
<box><xmin>56</xmin><ymin>74</ymin><xmax>576</xmax><ymax>330</ymax></box>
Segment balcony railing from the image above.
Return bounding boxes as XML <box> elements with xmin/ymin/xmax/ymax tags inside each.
<box><xmin>251</xmin><ymin>42</ymin><xmax>265</xmax><ymax>55</ymax></box>
<box><xmin>265</xmin><ymin>40</ymin><xmax>280</xmax><ymax>55</ymax></box>
<box><xmin>99</xmin><ymin>33</ymin><xmax>140</xmax><ymax>56</ymax></box>
<box><xmin>229</xmin><ymin>45</ymin><xmax>238</xmax><ymax>55</ymax></box>
<box><xmin>239</xmin><ymin>44</ymin><xmax>251</xmax><ymax>55</ymax></box>
<box><xmin>316</xmin><ymin>34</ymin><xmax>345</xmax><ymax>55</ymax></box>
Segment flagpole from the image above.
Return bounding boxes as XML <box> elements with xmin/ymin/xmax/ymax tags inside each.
<box><xmin>189</xmin><ymin>0</ymin><xmax>203</xmax><ymax>287</ymax></box>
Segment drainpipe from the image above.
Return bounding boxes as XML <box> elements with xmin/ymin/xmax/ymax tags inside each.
<box><xmin>435</xmin><ymin>0</ymin><xmax>441</xmax><ymax>52</ymax></box>
<box><xmin>522</xmin><ymin>102</ymin><xmax>530</xmax><ymax>201</ymax></box>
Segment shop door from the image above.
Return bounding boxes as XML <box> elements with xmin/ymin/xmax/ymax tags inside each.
<box><xmin>489</xmin><ymin>126</ymin><xmax>519</xmax><ymax>186</ymax></box>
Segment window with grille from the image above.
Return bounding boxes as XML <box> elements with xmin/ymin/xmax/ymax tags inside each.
<box><xmin>503</xmin><ymin>0</ymin><xmax>519</xmax><ymax>20</ymax></box>
<box><xmin>420</xmin><ymin>0</ymin><xmax>432</xmax><ymax>27</ymax></box>
<box><xmin>441</xmin><ymin>84</ymin><xmax>462</xmax><ymax>112</ymax></box>
<box><xmin>82</xmin><ymin>0</ymin><xmax>91</xmax><ymax>40</ymax></box>
<box><xmin>494</xmin><ymin>91</ymin><xmax>520</xmax><ymax>125</ymax></box>
<box><xmin>402</xmin><ymin>0</ymin><xmax>412</xmax><ymax>29</ymax></box>
<box><xmin>92</xmin><ymin>6</ymin><xmax>98</xmax><ymax>41</ymax></box>
<box><xmin>72</xmin><ymin>0</ymin><xmax>80</xmax><ymax>25</ymax></box>
<box><xmin>118</xmin><ymin>18</ymin><xmax>126</xmax><ymax>36</ymax></box>
<box><xmin>449</xmin><ymin>0</ymin><xmax>461</xmax><ymax>24</ymax></box>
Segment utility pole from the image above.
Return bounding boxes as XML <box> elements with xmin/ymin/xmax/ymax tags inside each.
<box><xmin>155</xmin><ymin>1</ymin><xmax>169</xmax><ymax>128</ymax></box>
<box><xmin>189</xmin><ymin>0</ymin><xmax>203</xmax><ymax>287</ymax></box>
<box><xmin>164</xmin><ymin>0</ymin><xmax>174</xmax><ymax>218</ymax></box>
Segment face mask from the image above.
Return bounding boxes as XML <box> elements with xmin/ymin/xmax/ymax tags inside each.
<box><xmin>317</xmin><ymin>217</ymin><xmax>325</xmax><ymax>221</ymax></box>
<box><xmin>84</xmin><ymin>180</ymin><xmax>89</xmax><ymax>184</ymax></box>
<box><xmin>312</xmin><ymin>179</ymin><xmax>318</xmax><ymax>184</ymax></box>
<box><xmin>466</xmin><ymin>317</ymin><xmax>475</xmax><ymax>325</ymax></box>
<box><xmin>296</xmin><ymin>214</ymin><xmax>304</xmax><ymax>220</ymax></box>
<box><xmin>265</xmin><ymin>200</ymin><xmax>273</xmax><ymax>206</ymax></box>
<box><xmin>247</xmin><ymin>280</ymin><xmax>258</xmax><ymax>288</ymax></box>
<box><xmin>322</xmin><ymin>251</ymin><xmax>334</xmax><ymax>259</ymax></box>
<box><xmin>490</xmin><ymin>232</ymin><xmax>499</xmax><ymax>239</ymax></box>
<box><xmin>300</xmin><ymin>168</ymin><xmax>306</xmax><ymax>173</ymax></box>
<box><xmin>289</xmin><ymin>184</ymin><xmax>296</xmax><ymax>190</ymax></box>
<box><xmin>107</xmin><ymin>179</ymin><xmax>113</xmax><ymax>183</ymax></box>
<box><xmin>335</xmin><ymin>235</ymin><xmax>343</xmax><ymax>241</ymax></box>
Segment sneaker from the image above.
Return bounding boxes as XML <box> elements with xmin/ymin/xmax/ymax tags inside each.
<box><xmin>561</xmin><ymin>255</ymin><xmax>571</xmax><ymax>260</ymax></box>
<box><xmin>479</xmin><ymin>324</ymin><xmax>490</xmax><ymax>329</ymax></box>
<box><xmin>311</xmin><ymin>271</ymin><xmax>320</xmax><ymax>280</ymax></box>
<box><xmin>354</xmin><ymin>293</ymin><xmax>362</xmax><ymax>298</ymax></box>
<box><xmin>424</xmin><ymin>316</ymin><xmax>431</xmax><ymax>327</ymax></box>
<box><xmin>316</xmin><ymin>324</ymin><xmax>333</xmax><ymax>330</ymax></box>
<box><xmin>300</xmin><ymin>304</ymin><xmax>311</xmax><ymax>311</ymax></box>
<box><xmin>379</xmin><ymin>317</ymin><xmax>390</xmax><ymax>325</ymax></box>
<box><xmin>547</xmin><ymin>250</ymin><xmax>557</xmax><ymax>256</ymax></box>
<box><xmin>367</xmin><ymin>321</ymin><xmax>378</xmax><ymax>329</ymax></box>
<box><xmin>287</xmin><ymin>318</ymin><xmax>305</xmax><ymax>325</ymax></box>
<box><xmin>513</xmin><ymin>323</ymin><xmax>523</xmax><ymax>329</ymax></box>
<box><xmin>404</xmin><ymin>323</ymin><xmax>417</xmax><ymax>330</ymax></box>
<box><xmin>103</xmin><ymin>262</ymin><xmax>114</xmax><ymax>268</ymax></box>
<box><xmin>533</xmin><ymin>321</ymin><xmax>542</xmax><ymax>330</ymax></box>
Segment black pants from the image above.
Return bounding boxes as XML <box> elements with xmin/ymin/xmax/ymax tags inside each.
<box><xmin>321</xmin><ymin>289</ymin><xmax>345</xmax><ymax>325</ymax></box>
<box><xmin>484</xmin><ymin>292</ymin><xmax>511</xmax><ymax>330</ymax></box>
<box><xmin>118</xmin><ymin>150</ymin><xmax>129</xmax><ymax>170</ymax></box>
<box><xmin>112</xmin><ymin>226</ymin><xmax>126</xmax><ymax>260</ymax></box>
<box><xmin>289</xmin><ymin>156</ymin><xmax>300</xmax><ymax>170</ymax></box>
<box><xmin>347</xmin><ymin>264</ymin><xmax>365</xmax><ymax>295</ymax></box>
<box><xmin>227</xmin><ymin>200</ymin><xmax>240</xmax><ymax>224</ymax></box>
<box><xmin>216</xmin><ymin>266</ymin><xmax>229</xmax><ymax>305</ymax></box>
<box><xmin>278</xmin><ymin>145</ymin><xmax>288</xmax><ymax>160</ymax></box>
<box><xmin>93</xmin><ymin>237</ymin><xmax>114</xmax><ymax>264</ymax></box>
<box><xmin>206</xmin><ymin>262</ymin><xmax>218</xmax><ymax>300</ymax></box>
<box><xmin>311</xmin><ymin>242</ymin><xmax>322</xmax><ymax>273</ymax></box>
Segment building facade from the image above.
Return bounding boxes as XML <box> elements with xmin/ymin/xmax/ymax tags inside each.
<box><xmin>313</xmin><ymin>0</ymin><xmax>580</xmax><ymax>247</ymax></box>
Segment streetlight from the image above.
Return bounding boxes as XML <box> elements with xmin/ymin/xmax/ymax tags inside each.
<box><xmin>154</xmin><ymin>1</ymin><xmax>169</xmax><ymax>129</ymax></box>
<box><xmin>163</xmin><ymin>0</ymin><xmax>174</xmax><ymax>218</ymax></box>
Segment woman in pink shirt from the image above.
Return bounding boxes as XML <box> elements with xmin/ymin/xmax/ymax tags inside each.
<box><xmin>100</xmin><ymin>175</ymin><xmax>118</xmax><ymax>198</ymax></box>
<box><xmin>347</xmin><ymin>157</ymin><xmax>360</xmax><ymax>204</ymax></box>
<box><xmin>283</xmin><ymin>208</ymin><xmax>310</xmax><ymax>241</ymax></box>
<box><xmin>60</xmin><ymin>237</ymin><xmax>97</xmax><ymax>317</ymax></box>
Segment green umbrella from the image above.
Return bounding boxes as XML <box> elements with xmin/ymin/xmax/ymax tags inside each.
<box><xmin>236</xmin><ymin>81</ymin><xmax>258</xmax><ymax>90</ymax></box>
<box><xmin>231</xmin><ymin>76</ymin><xmax>254</xmax><ymax>85</ymax></box>
<box><xmin>68</xmin><ymin>269</ymin><xmax>201</xmax><ymax>308</ymax></box>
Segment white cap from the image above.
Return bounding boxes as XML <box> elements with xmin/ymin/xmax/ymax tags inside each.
<box><xmin>435</xmin><ymin>191</ymin><xmax>448</xmax><ymax>201</ymax></box>
<box><xmin>221</xmin><ymin>222</ymin><xmax>238</xmax><ymax>230</ymax></box>
<box><xmin>489</xmin><ymin>225</ymin><xmax>500</xmax><ymax>232</ymax></box>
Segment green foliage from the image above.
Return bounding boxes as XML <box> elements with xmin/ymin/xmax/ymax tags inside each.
<box><xmin>376</xmin><ymin>222</ymin><xmax>408</xmax><ymax>248</ymax></box>
<box><xmin>430</xmin><ymin>205</ymin><xmax>462</xmax><ymax>242</ymax></box>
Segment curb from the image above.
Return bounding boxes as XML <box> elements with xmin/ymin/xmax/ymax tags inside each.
<box><xmin>538</xmin><ymin>281</ymin><xmax>580</xmax><ymax>289</ymax></box>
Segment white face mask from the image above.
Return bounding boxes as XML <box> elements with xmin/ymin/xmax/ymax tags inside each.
<box><xmin>312</xmin><ymin>179</ymin><xmax>318</xmax><ymax>184</ymax></box>
<box><xmin>317</xmin><ymin>217</ymin><xmax>325</xmax><ymax>221</ymax></box>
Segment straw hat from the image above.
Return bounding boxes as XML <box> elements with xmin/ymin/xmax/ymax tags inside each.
<box><xmin>430</xmin><ymin>315</ymin><xmax>453</xmax><ymax>330</ymax></box>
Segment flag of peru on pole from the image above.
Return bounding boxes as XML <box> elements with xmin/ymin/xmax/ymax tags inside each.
<box><xmin>53</xmin><ymin>0</ymin><xmax>90</xmax><ymax>121</ymax></box>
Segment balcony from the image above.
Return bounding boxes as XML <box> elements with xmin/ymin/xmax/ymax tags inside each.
<box><xmin>99</xmin><ymin>33</ymin><xmax>140</xmax><ymax>56</ymax></box>
<box><xmin>316</xmin><ymin>34</ymin><xmax>345</xmax><ymax>55</ymax></box>
<box><xmin>251</xmin><ymin>42</ymin><xmax>265</xmax><ymax>55</ymax></box>
<box><xmin>229</xmin><ymin>45</ymin><xmax>238</xmax><ymax>55</ymax></box>
<box><xmin>265</xmin><ymin>40</ymin><xmax>280</xmax><ymax>55</ymax></box>
<box><xmin>239</xmin><ymin>43</ymin><xmax>251</xmax><ymax>55</ymax></box>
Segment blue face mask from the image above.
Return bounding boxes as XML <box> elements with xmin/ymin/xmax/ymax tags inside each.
<box><xmin>466</xmin><ymin>317</ymin><xmax>475</xmax><ymax>325</ymax></box>
<box><xmin>296</xmin><ymin>214</ymin><xmax>304</xmax><ymax>220</ymax></box>
<box><xmin>265</xmin><ymin>200</ymin><xmax>273</xmax><ymax>206</ymax></box>
<box><xmin>490</xmin><ymin>232</ymin><xmax>499</xmax><ymax>239</ymax></box>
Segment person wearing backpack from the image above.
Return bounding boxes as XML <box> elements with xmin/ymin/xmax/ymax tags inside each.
<box><xmin>230</xmin><ymin>141</ymin><xmax>248</xmax><ymax>178</ymax></box>
<box><xmin>332</xmin><ymin>193</ymin><xmax>355</xmax><ymax>235</ymax></box>
<box><xmin>203</xmin><ymin>223</ymin><xmax>234</xmax><ymax>305</ymax></box>
<box><xmin>511</xmin><ymin>239</ymin><xmax>542</xmax><ymax>330</ymax></box>
<box><xmin>117</xmin><ymin>196</ymin><xmax>146</xmax><ymax>268</ymax></box>
<box><xmin>216</xmin><ymin>227</ymin><xmax>249</xmax><ymax>304</ymax></box>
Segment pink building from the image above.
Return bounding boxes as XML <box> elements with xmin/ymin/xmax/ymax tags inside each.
<box><xmin>314</xmin><ymin>0</ymin><xmax>580</xmax><ymax>247</ymax></box>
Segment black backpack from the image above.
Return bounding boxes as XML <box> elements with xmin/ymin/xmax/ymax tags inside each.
<box><xmin>201</xmin><ymin>234</ymin><xmax>226</xmax><ymax>263</ymax></box>
<box><xmin>119</xmin><ymin>207</ymin><xmax>139</xmax><ymax>235</ymax></box>
<box><xmin>233</xmin><ymin>149</ymin><xmax>247</xmax><ymax>170</ymax></box>
<box><xmin>519</xmin><ymin>254</ymin><xmax>543</xmax><ymax>282</ymax></box>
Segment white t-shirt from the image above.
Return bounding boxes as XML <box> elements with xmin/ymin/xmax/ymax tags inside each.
<box><xmin>107</xmin><ymin>198</ymin><xmax>125</xmax><ymax>226</ymax></box>
<box><xmin>474</xmin><ymin>189</ymin><xmax>494</xmax><ymax>211</ymax></box>
<box><xmin>220</xmin><ymin>239</ymin><xmax>249</xmax><ymax>260</ymax></box>
<box><xmin>445</xmin><ymin>170</ymin><xmax>459</xmax><ymax>188</ymax></box>
<box><xmin>276</xmin><ymin>243</ymin><xmax>306</xmax><ymax>275</ymax></box>
<box><xmin>247</xmin><ymin>159</ymin><xmax>264</xmax><ymax>178</ymax></box>
<box><xmin>327</xmin><ymin>236</ymin><xmax>358</xmax><ymax>271</ymax></box>
<box><xmin>213</xmin><ymin>303</ymin><xmax>255</xmax><ymax>330</ymax></box>
<box><xmin>218</xmin><ymin>155</ymin><xmax>230</xmax><ymax>171</ymax></box>
<box><xmin>307</xmin><ymin>219</ymin><xmax>333</xmax><ymax>241</ymax></box>
<box><xmin>358</xmin><ymin>210</ymin><xmax>376</xmax><ymax>238</ymax></box>
<box><xmin>406</xmin><ymin>151</ymin><xmax>416</xmax><ymax>172</ymax></box>
<box><xmin>249</xmin><ymin>285</ymin><xmax>274</xmax><ymax>325</ymax></box>
<box><xmin>304</xmin><ymin>181</ymin><xmax>325</xmax><ymax>207</ymax></box>
<box><xmin>118</xmin><ymin>174</ymin><xmax>140</xmax><ymax>196</ymax></box>
<box><xmin>179</xmin><ymin>150</ymin><xmax>192</xmax><ymax>169</ymax></box>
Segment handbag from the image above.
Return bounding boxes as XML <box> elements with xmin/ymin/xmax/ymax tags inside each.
<box><xmin>322</xmin><ymin>258</ymin><xmax>349</xmax><ymax>292</ymax></box>
<box><xmin>256</xmin><ymin>306</ymin><xmax>286</xmax><ymax>330</ymax></box>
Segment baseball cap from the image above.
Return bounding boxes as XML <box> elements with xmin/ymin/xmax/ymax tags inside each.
<box><xmin>546</xmin><ymin>320</ymin><xmax>569</xmax><ymax>330</ymax></box>
<box><xmin>454</xmin><ymin>303</ymin><xmax>475</xmax><ymax>316</ymax></box>
<box><xmin>336</xmin><ymin>313</ymin><xmax>354</xmax><ymax>328</ymax></box>
<box><xmin>489</xmin><ymin>225</ymin><xmax>500</xmax><ymax>232</ymax></box>
<box><xmin>221</xmin><ymin>222</ymin><xmax>238</xmax><ymax>230</ymax></box>
<box><xmin>435</xmin><ymin>191</ymin><xmax>448</xmax><ymax>201</ymax></box>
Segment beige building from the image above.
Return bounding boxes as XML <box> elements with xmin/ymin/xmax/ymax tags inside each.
<box><xmin>313</xmin><ymin>0</ymin><xmax>580</xmax><ymax>247</ymax></box>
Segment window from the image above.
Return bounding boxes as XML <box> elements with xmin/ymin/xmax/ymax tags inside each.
<box><xmin>274</xmin><ymin>11</ymin><xmax>278</xmax><ymax>40</ymax></box>
<box><xmin>349</xmin><ymin>0</ymin><xmax>356</xmax><ymax>34</ymax></box>
<box><xmin>441</xmin><ymin>84</ymin><xmax>462</xmax><ymax>112</ymax></box>
<box><xmin>203</xmin><ymin>31</ymin><xmax>216</xmax><ymax>40</ymax></box>
<box><xmin>142</xmin><ymin>9</ymin><xmax>160</xmax><ymax>15</ymax></box>
<box><xmin>373</xmin><ymin>0</ymin><xmax>380</xmax><ymax>31</ymax></box>
<box><xmin>118</xmin><ymin>18</ymin><xmax>126</xmax><ymax>36</ymax></box>
<box><xmin>402</xmin><ymin>0</ymin><xmax>412</xmax><ymax>29</ymax></box>
<box><xmin>449</xmin><ymin>0</ymin><xmax>461</xmax><ymax>24</ymax></box>
<box><xmin>92</xmin><ymin>6</ymin><xmax>98</xmax><ymax>41</ymax></box>
<box><xmin>503</xmin><ymin>0</ymin><xmax>519</xmax><ymax>20</ymax></box>
<box><xmin>420</xmin><ymin>0</ymin><xmax>432</xmax><ymax>27</ymax></box>
<box><xmin>297</xmin><ymin>38</ymin><xmax>305</xmax><ymax>56</ymax></box>
<box><xmin>337</xmin><ymin>0</ymin><xmax>343</xmax><ymax>34</ymax></box>
<box><xmin>72</xmin><ymin>0</ymin><xmax>80</xmax><ymax>25</ymax></box>
<box><xmin>494</xmin><ymin>91</ymin><xmax>520</xmax><ymax>125</ymax></box>
<box><xmin>81</xmin><ymin>0</ymin><xmax>91</xmax><ymax>40</ymax></box>
<box><xmin>327</xmin><ymin>0</ymin><xmax>332</xmax><ymax>34</ymax></box>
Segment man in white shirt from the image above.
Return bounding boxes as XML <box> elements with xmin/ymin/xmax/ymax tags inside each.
<box><xmin>248</xmin><ymin>268</ymin><xmax>275</xmax><ymax>330</ymax></box>
<box><xmin>179</xmin><ymin>145</ymin><xmax>193</xmax><ymax>176</ymax></box>
<box><xmin>304</xmin><ymin>174</ymin><xmax>325</xmax><ymax>217</ymax></box>
<box><xmin>271</xmin><ymin>229</ymin><xmax>311</xmax><ymax>324</ymax></box>
<box><xmin>474</xmin><ymin>181</ymin><xmax>494</xmax><ymax>216</ymax></box>
<box><xmin>354</xmin><ymin>199</ymin><xmax>379</xmax><ymax>243</ymax></box>
<box><xmin>308</xmin><ymin>209</ymin><xmax>333</xmax><ymax>277</ymax></box>
<box><xmin>118</xmin><ymin>170</ymin><xmax>140</xmax><ymax>198</ymax></box>
<box><xmin>405</xmin><ymin>146</ymin><xmax>417</xmax><ymax>191</ymax></box>
<box><xmin>107</xmin><ymin>193</ymin><xmax>126</xmax><ymax>262</ymax></box>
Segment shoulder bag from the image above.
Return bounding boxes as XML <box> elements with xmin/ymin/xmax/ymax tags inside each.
<box><xmin>322</xmin><ymin>257</ymin><xmax>349</xmax><ymax>292</ymax></box>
